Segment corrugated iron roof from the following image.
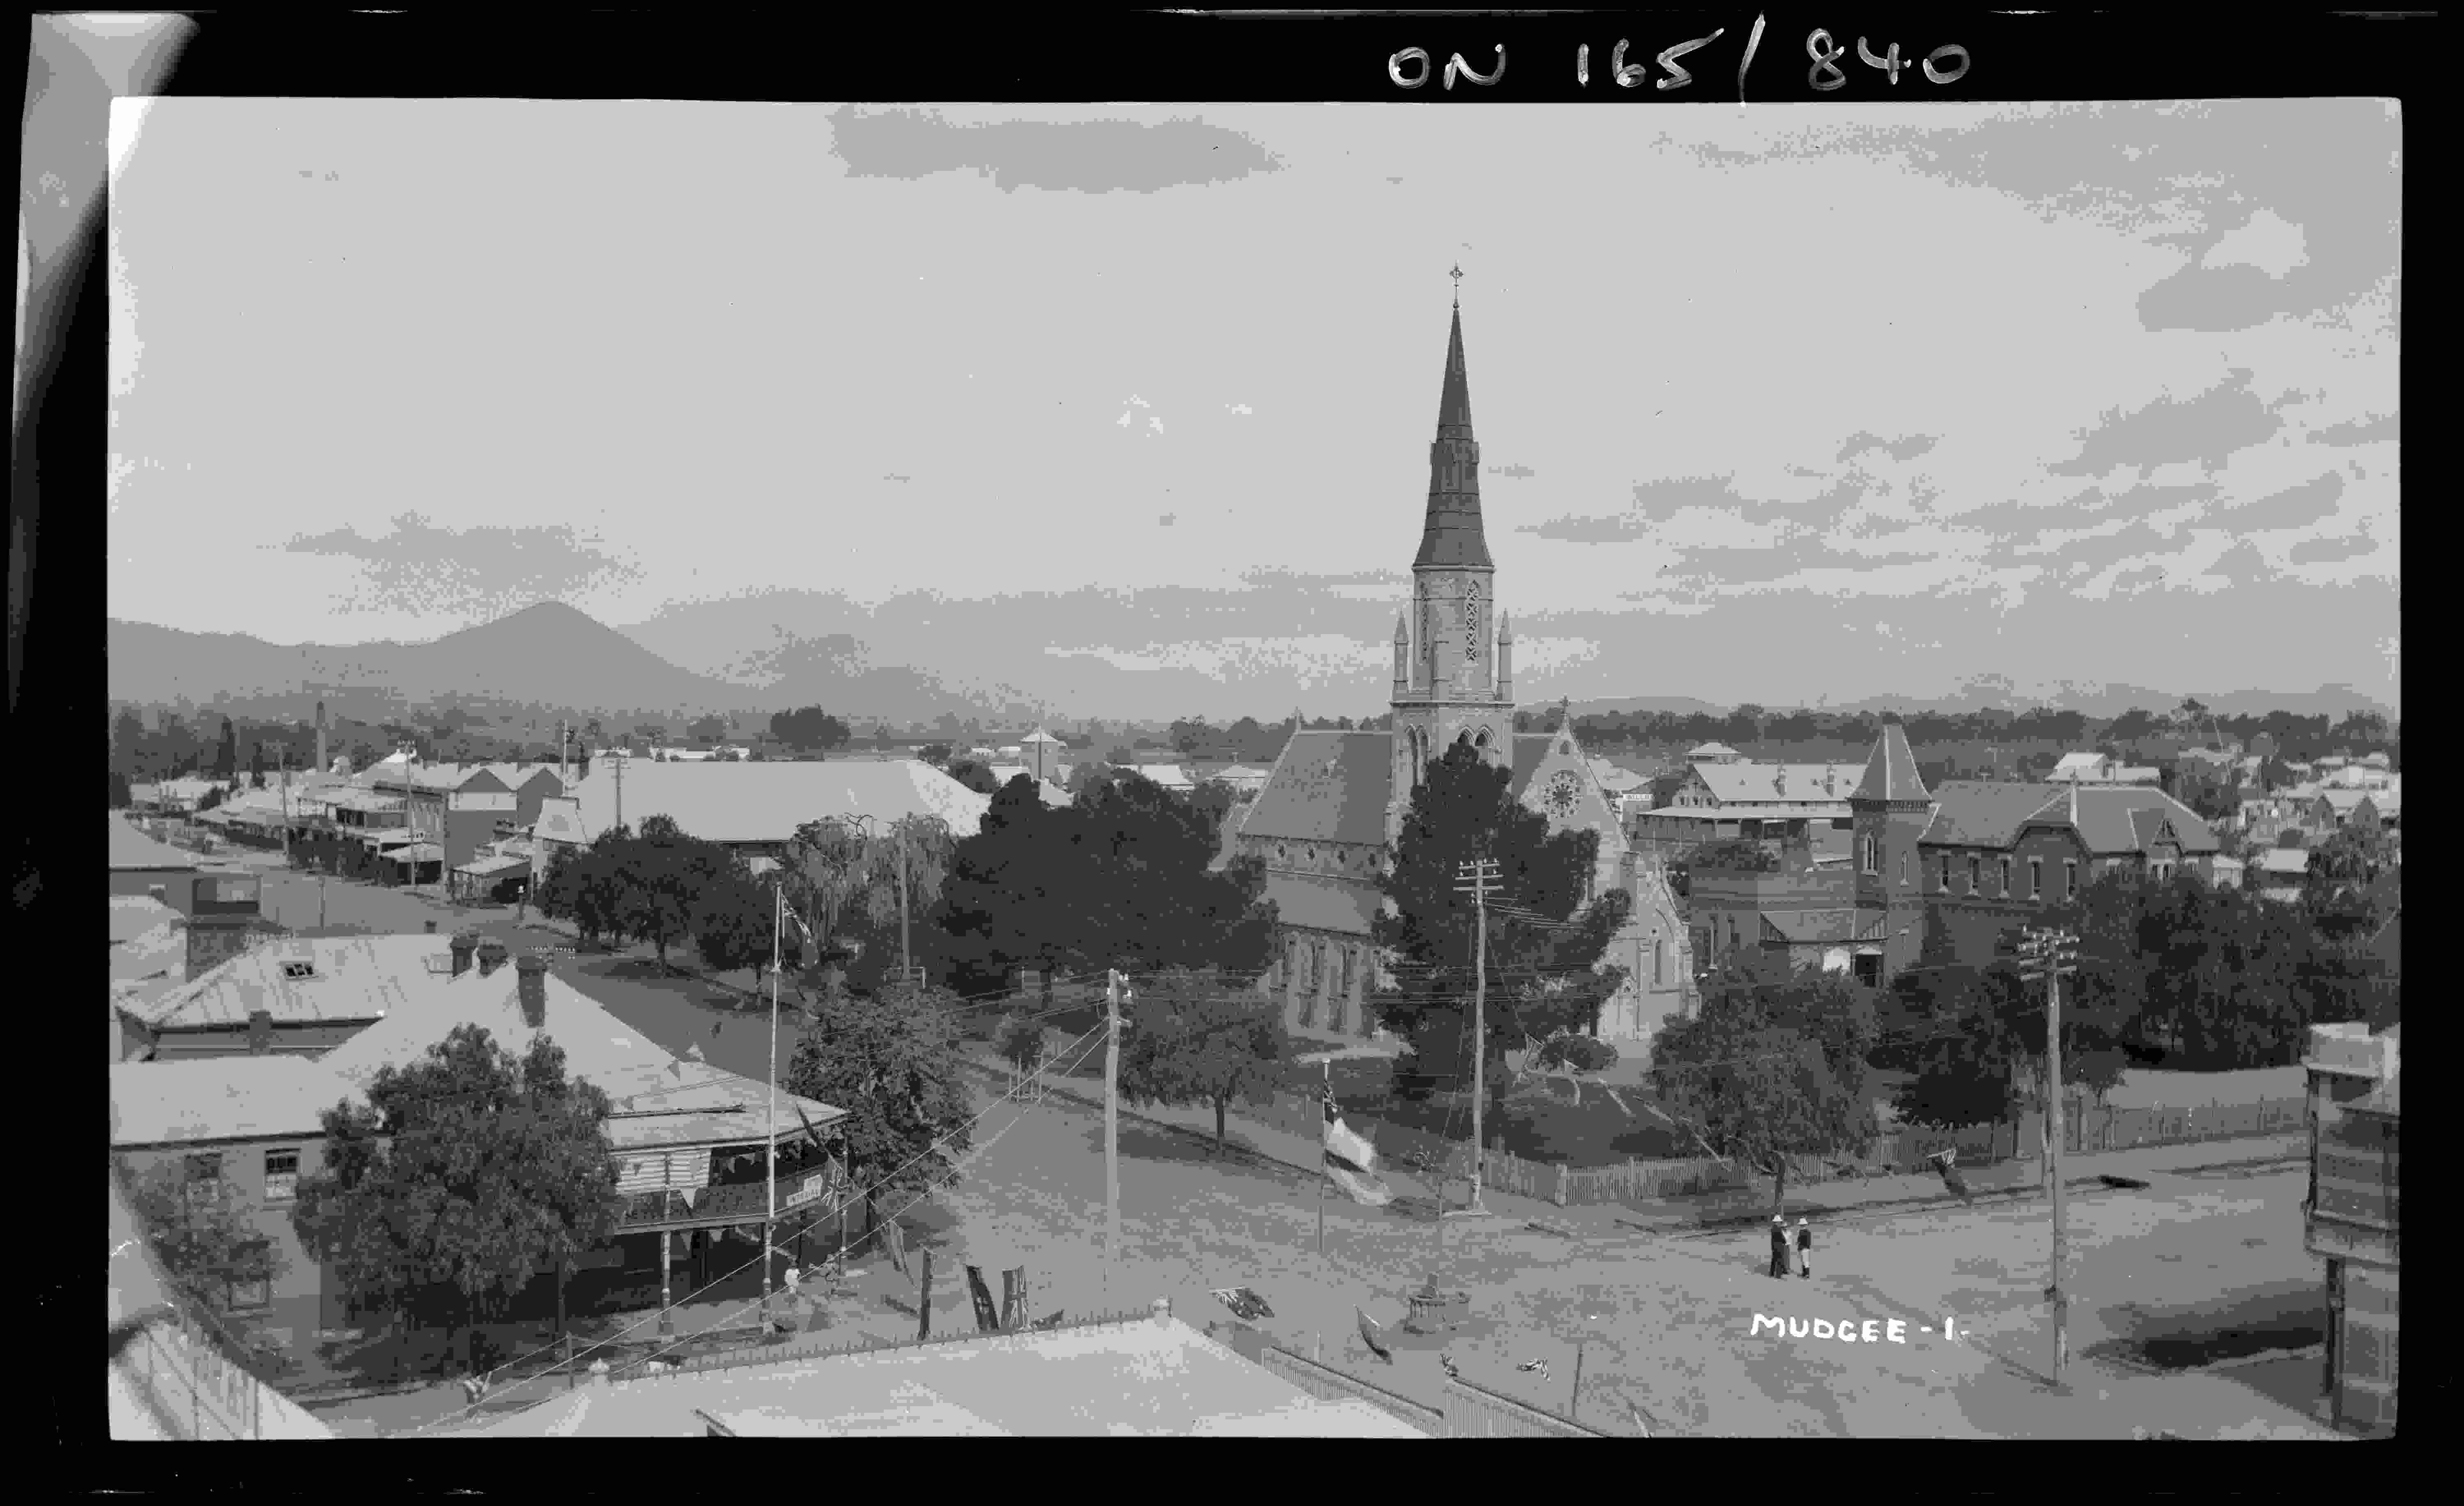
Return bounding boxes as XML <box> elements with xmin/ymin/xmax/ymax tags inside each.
<box><xmin>1918</xmin><ymin>782</ymin><xmax>2066</xmax><ymax>847</ymax></box>
<box><xmin>555</xmin><ymin>762</ymin><xmax>993</xmax><ymax>846</ymax></box>
<box><xmin>1687</xmin><ymin>762</ymin><xmax>1861</xmax><ymax>805</ymax></box>
<box><xmin>128</xmin><ymin>933</ymin><xmax>455</xmax><ymax>1030</ymax></box>
<box><xmin>2018</xmin><ymin>785</ymin><xmax>2220</xmax><ymax>856</ymax></box>
<box><xmin>319</xmin><ymin>963</ymin><xmax>677</xmax><ymax>1090</ymax></box>
<box><xmin>109</xmin><ymin>894</ymin><xmax>183</xmax><ymax>947</ymax></box>
<box><xmin>109</xmin><ymin>814</ymin><xmax>201</xmax><ymax>871</ymax></box>
<box><xmin>110</xmin><ymin>1057</ymin><xmax>369</xmax><ymax>1145</ymax></box>
<box><xmin>590</xmin><ymin>1060</ymin><xmax>846</xmax><ymax>1152</ymax></box>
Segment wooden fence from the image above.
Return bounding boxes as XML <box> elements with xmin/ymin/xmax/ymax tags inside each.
<box><xmin>1439</xmin><ymin>1375</ymin><xmax>1618</xmax><ymax>1437</ymax></box>
<box><xmin>1260</xmin><ymin>1347</ymin><xmax>1443</xmax><ymax>1435</ymax></box>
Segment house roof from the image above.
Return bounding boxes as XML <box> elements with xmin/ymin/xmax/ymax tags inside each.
<box><xmin>1134</xmin><ymin>765</ymin><xmax>1195</xmax><ymax>789</ymax></box>
<box><xmin>1850</xmin><ymin>724</ymin><xmax>1929</xmax><ymax>804</ymax></box>
<box><xmin>109</xmin><ymin>894</ymin><xmax>183</xmax><ymax>947</ymax></box>
<box><xmin>2258</xmin><ymin>848</ymin><xmax>2312</xmax><ymax>875</ymax></box>
<box><xmin>988</xmin><ymin>768</ymin><xmax>1071</xmax><ymax>805</ymax></box>
<box><xmin>453</xmin><ymin>853</ymin><xmax>532</xmax><ymax>878</ymax></box>
<box><xmin>2051</xmin><ymin>752</ymin><xmax>2111</xmax><ymax>776</ymax></box>
<box><xmin>1641</xmin><ymin>804</ymin><xmax>1855</xmax><ymax>823</ymax></box>
<box><xmin>1687</xmin><ymin>762</ymin><xmax>1860</xmax><ymax>806</ymax></box>
<box><xmin>2319</xmin><ymin>789</ymin><xmax>2379</xmax><ymax>812</ymax></box>
<box><xmin>1243</xmin><ymin>732</ymin><xmax>1393</xmax><ymax>846</ymax></box>
<box><xmin>1919</xmin><ymin>782</ymin><xmax>2067</xmax><ymax>848</ymax></box>
<box><xmin>1687</xmin><ymin>742</ymin><xmax>1740</xmax><ymax>761</ymax></box>
<box><xmin>1508</xmin><ymin>733</ymin><xmax>1561</xmax><ymax>797</ymax></box>
<box><xmin>453</xmin><ymin>1317</ymin><xmax>1427</xmax><ymax>1437</ymax></box>
<box><xmin>385</xmin><ymin>843</ymin><xmax>446</xmax><ymax>864</ymax></box>
<box><xmin>1761</xmin><ymin>909</ymin><xmax>1870</xmax><ymax>944</ymax></box>
<box><xmin>2018</xmin><ymin>786</ymin><xmax>2220</xmax><ymax>856</ymax></box>
<box><xmin>319</xmin><ymin>962</ymin><xmax>679</xmax><ymax>1092</ymax></box>
<box><xmin>555</xmin><ymin>762</ymin><xmax>993</xmax><ymax>846</ymax></box>
<box><xmin>588</xmin><ymin>1060</ymin><xmax>846</xmax><ymax>1154</ymax></box>
<box><xmin>110</xmin><ymin>1057</ymin><xmax>368</xmax><ymax>1146</ymax></box>
<box><xmin>125</xmin><ymin>933</ymin><xmax>456</xmax><ymax>1031</ymax></box>
<box><xmin>1260</xmin><ymin>873</ymin><xmax>1382</xmax><ymax>937</ymax></box>
<box><xmin>109</xmin><ymin>815</ymin><xmax>201</xmax><ymax>871</ymax></box>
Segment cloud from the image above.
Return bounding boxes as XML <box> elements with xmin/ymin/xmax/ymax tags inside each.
<box><xmin>1834</xmin><ymin>432</ymin><xmax>1936</xmax><ymax>464</ymax></box>
<box><xmin>1226</xmin><ymin>402</ymin><xmax>1252</xmax><ymax>415</ymax></box>
<box><xmin>1047</xmin><ymin>634</ymin><xmax>1380</xmax><ymax>687</ymax></box>
<box><xmin>2049</xmin><ymin>369</ymin><xmax>2281</xmax><ymax>477</ymax></box>
<box><xmin>277</xmin><ymin>511</ymin><xmax>639</xmax><ymax>618</ymax></box>
<box><xmin>2313</xmin><ymin>412</ymin><xmax>2396</xmax><ymax>446</ymax></box>
<box><xmin>1489</xmin><ymin>462</ymin><xmax>1537</xmax><ymax>478</ymax></box>
<box><xmin>2203</xmin><ymin>208</ymin><xmax>2309</xmax><ymax>279</ymax></box>
<box><xmin>2221</xmin><ymin>470</ymin><xmax>2345</xmax><ymax>534</ymax></box>
<box><xmin>1522</xmin><ymin>474</ymin><xmax>1763</xmax><ymax>543</ymax></box>
<box><xmin>2287</xmin><ymin>533</ymin><xmax>2376</xmax><ymax>567</ymax></box>
<box><xmin>827</xmin><ymin>107</ymin><xmax>1283</xmax><ymax>194</ymax></box>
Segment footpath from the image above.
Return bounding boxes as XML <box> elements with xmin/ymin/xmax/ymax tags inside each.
<box><xmin>963</xmin><ymin>1041</ymin><xmax>2308</xmax><ymax>1235</ymax></box>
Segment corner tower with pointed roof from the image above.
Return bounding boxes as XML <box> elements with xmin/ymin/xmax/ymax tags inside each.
<box><xmin>1388</xmin><ymin>289</ymin><xmax>1512</xmax><ymax>845</ymax></box>
<box><xmin>1850</xmin><ymin>716</ymin><xmax>1935</xmax><ymax>982</ymax></box>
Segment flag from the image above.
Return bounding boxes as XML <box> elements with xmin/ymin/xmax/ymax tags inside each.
<box><xmin>1210</xmin><ymin>1287</ymin><xmax>1273</xmax><ymax>1322</ymax></box>
<box><xmin>1321</xmin><ymin>1078</ymin><xmax>1394</xmax><ymax>1207</ymax></box>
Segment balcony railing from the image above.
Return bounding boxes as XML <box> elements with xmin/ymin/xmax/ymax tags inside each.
<box><xmin>616</xmin><ymin>1168</ymin><xmax>846</xmax><ymax>1230</ymax></box>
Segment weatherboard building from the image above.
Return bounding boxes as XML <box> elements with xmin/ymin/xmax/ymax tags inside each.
<box><xmin>1235</xmin><ymin>294</ymin><xmax>1687</xmax><ymax>1051</ymax></box>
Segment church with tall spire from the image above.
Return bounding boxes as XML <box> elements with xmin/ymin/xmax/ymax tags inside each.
<box><xmin>1232</xmin><ymin>283</ymin><xmax>1686</xmax><ymax>1048</ymax></box>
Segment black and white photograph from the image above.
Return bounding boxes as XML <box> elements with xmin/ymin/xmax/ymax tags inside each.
<box><xmin>63</xmin><ymin>11</ymin><xmax>2404</xmax><ymax>1445</ymax></box>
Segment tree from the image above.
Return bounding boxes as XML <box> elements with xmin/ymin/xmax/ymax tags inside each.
<box><xmin>782</xmin><ymin>981</ymin><xmax>974</xmax><ymax>1237</ymax></box>
<box><xmin>997</xmin><ymin>1012</ymin><xmax>1052</xmax><ymax>1087</ymax></box>
<box><xmin>769</xmin><ymin>706</ymin><xmax>850</xmax><ymax>754</ymax></box>
<box><xmin>1888</xmin><ymin>961</ymin><xmax>2037</xmax><ymax>1130</ymax></box>
<box><xmin>1647</xmin><ymin>950</ymin><xmax>1882</xmax><ymax>1210</ymax></box>
<box><xmin>918</xmin><ymin>743</ymin><xmax>952</xmax><ymax>766</ymax></box>
<box><xmin>120</xmin><ymin>1155</ymin><xmax>289</xmax><ymax>1320</ymax></box>
<box><xmin>691</xmin><ymin>861</ymin><xmax>775</xmax><ymax>973</ymax></box>
<box><xmin>1103</xmin><ymin>743</ymin><xmax>1136</xmax><ymax>766</ymax></box>
<box><xmin>1512</xmin><ymin>710</ymin><xmax>1533</xmax><ymax>733</ymax></box>
<box><xmin>198</xmin><ymin>785</ymin><xmax>226</xmax><ymax>813</ymax></box>
<box><xmin>781</xmin><ymin>813</ymin><xmax>958</xmax><ymax>984</ymax></box>
<box><xmin>1168</xmin><ymin>717</ymin><xmax>1214</xmax><ymax>756</ymax></box>
<box><xmin>1117</xmin><ymin>968</ymin><xmax>1292</xmax><ymax>1157</ymax></box>
<box><xmin>248</xmin><ymin>742</ymin><xmax>267</xmax><ymax>789</ymax></box>
<box><xmin>939</xmin><ymin>772</ymin><xmax>1278</xmax><ymax>996</ymax></box>
<box><xmin>215</xmin><ymin>716</ymin><xmax>239</xmax><ymax>779</ymax></box>
<box><xmin>688</xmin><ymin>714</ymin><xmax>731</xmax><ymax>744</ymax></box>
<box><xmin>598</xmin><ymin>821</ymin><xmax>705</xmax><ymax>966</ymax></box>
<box><xmin>1684</xmin><ymin>839</ymin><xmax>1780</xmax><ymax>875</ymax></box>
<box><xmin>1369</xmin><ymin>742</ymin><xmax>1632</xmax><ymax>1128</ymax></box>
<box><xmin>109</xmin><ymin>770</ymin><xmax>133</xmax><ymax>809</ymax></box>
<box><xmin>291</xmin><ymin>1025</ymin><xmax>623</xmax><ymax>1377</ymax></box>
<box><xmin>945</xmin><ymin>758</ymin><xmax>1003</xmax><ymax>795</ymax></box>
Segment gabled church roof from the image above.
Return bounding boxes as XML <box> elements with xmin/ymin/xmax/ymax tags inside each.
<box><xmin>1241</xmin><ymin>731</ymin><xmax>1393</xmax><ymax>846</ymax></box>
<box><xmin>1849</xmin><ymin>722</ymin><xmax>1930</xmax><ymax>804</ymax></box>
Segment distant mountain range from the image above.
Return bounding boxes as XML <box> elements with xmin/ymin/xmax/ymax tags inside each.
<box><xmin>109</xmin><ymin>603</ymin><xmax>2397</xmax><ymax>730</ymax></box>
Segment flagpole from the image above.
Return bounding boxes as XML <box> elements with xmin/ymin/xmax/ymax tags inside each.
<box><xmin>765</xmin><ymin>880</ymin><xmax>781</xmax><ymax>1332</ymax></box>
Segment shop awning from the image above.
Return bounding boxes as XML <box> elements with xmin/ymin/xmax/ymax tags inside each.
<box><xmin>454</xmin><ymin>853</ymin><xmax>531</xmax><ymax>878</ymax></box>
<box><xmin>387</xmin><ymin>843</ymin><xmax>445</xmax><ymax>865</ymax></box>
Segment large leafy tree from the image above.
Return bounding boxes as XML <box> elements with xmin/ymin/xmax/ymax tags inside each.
<box><xmin>938</xmin><ymin>772</ymin><xmax>1278</xmax><ymax>995</ymax></box>
<box><xmin>1117</xmin><ymin>968</ymin><xmax>1292</xmax><ymax>1157</ymax></box>
<box><xmin>691</xmin><ymin>861</ymin><xmax>776</xmax><ymax>973</ymax></box>
<box><xmin>769</xmin><ymin>706</ymin><xmax>851</xmax><ymax>754</ymax></box>
<box><xmin>782</xmin><ymin>813</ymin><xmax>960</xmax><ymax>988</ymax></box>
<box><xmin>782</xmin><ymin>980</ymin><xmax>975</xmax><ymax>1237</ymax></box>
<box><xmin>120</xmin><ymin>1155</ymin><xmax>290</xmax><ymax>1320</ymax></box>
<box><xmin>1370</xmin><ymin>742</ymin><xmax>1632</xmax><ymax>1130</ymax></box>
<box><xmin>291</xmin><ymin>1026</ymin><xmax>623</xmax><ymax>1376</ymax></box>
<box><xmin>598</xmin><ymin>817</ymin><xmax>707</xmax><ymax>967</ymax></box>
<box><xmin>1647</xmin><ymin>950</ymin><xmax>1882</xmax><ymax>1210</ymax></box>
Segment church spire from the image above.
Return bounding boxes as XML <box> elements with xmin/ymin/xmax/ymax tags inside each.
<box><xmin>1415</xmin><ymin>290</ymin><xmax>1492</xmax><ymax>569</ymax></box>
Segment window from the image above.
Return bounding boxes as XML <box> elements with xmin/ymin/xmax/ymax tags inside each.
<box><xmin>281</xmin><ymin>960</ymin><xmax>317</xmax><ymax>980</ymax></box>
<box><xmin>1900</xmin><ymin>853</ymin><xmax>1910</xmax><ymax>886</ymax></box>
<box><xmin>1862</xmin><ymin>836</ymin><xmax>1876</xmax><ymax>874</ymax></box>
<box><xmin>264</xmin><ymin>1148</ymin><xmax>300</xmax><ymax>1204</ymax></box>
<box><xmin>230</xmin><ymin>1242</ymin><xmax>274</xmax><ymax>1311</ymax></box>
<box><xmin>1969</xmin><ymin>855</ymin><xmax>1982</xmax><ymax>893</ymax></box>
<box><xmin>2000</xmin><ymin>856</ymin><xmax>2012</xmax><ymax>895</ymax></box>
<box><xmin>2029</xmin><ymin>858</ymin><xmax>2043</xmax><ymax>899</ymax></box>
<box><xmin>1654</xmin><ymin>939</ymin><xmax>1666</xmax><ymax>986</ymax></box>
<box><xmin>2063</xmin><ymin>859</ymin><xmax>2078</xmax><ymax>899</ymax></box>
<box><xmin>1939</xmin><ymin>854</ymin><xmax>1951</xmax><ymax>890</ymax></box>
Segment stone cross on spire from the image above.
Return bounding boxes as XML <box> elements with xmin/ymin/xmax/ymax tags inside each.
<box><xmin>1449</xmin><ymin>263</ymin><xmax>1464</xmax><ymax>307</ymax></box>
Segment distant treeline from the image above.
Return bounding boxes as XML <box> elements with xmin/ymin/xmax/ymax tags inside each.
<box><xmin>1565</xmin><ymin>704</ymin><xmax>2396</xmax><ymax>766</ymax></box>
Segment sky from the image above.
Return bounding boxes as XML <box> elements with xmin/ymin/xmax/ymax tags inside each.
<box><xmin>106</xmin><ymin>99</ymin><xmax>2400</xmax><ymax>720</ymax></box>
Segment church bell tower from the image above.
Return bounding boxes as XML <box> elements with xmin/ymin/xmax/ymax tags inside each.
<box><xmin>1390</xmin><ymin>274</ymin><xmax>1513</xmax><ymax>845</ymax></box>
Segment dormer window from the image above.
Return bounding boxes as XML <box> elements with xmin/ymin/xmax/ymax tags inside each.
<box><xmin>281</xmin><ymin>961</ymin><xmax>317</xmax><ymax>980</ymax></box>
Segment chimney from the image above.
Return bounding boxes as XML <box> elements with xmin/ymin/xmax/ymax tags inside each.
<box><xmin>516</xmin><ymin>954</ymin><xmax>549</xmax><ymax>1028</ymax></box>
<box><xmin>588</xmin><ymin>1358</ymin><xmax>611</xmax><ymax>1389</ymax></box>
<box><xmin>247</xmin><ymin>1007</ymin><xmax>275</xmax><ymax>1056</ymax></box>
<box><xmin>1152</xmin><ymin>1297</ymin><xmax>1172</xmax><ymax>1328</ymax></box>
<box><xmin>425</xmin><ymin>919</ymin><xmax>438</xmax><ymax>934</ymax></box>
<box><xmin>448</xmin><ymin>931</ymin><xmax>478</xmax><ymax>977</ymax></box>
<box><xmin>315</xmin><ymin>701</ymin><xmax>328</xmax><ymax>780</ymax></box>
<box><xmin>476</xmin><ymin>939</ymin><xmax>510</xmax><ymax>978</ymax></box>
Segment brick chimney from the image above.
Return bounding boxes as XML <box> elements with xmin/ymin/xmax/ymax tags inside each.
<box><xmin>247</xmin><ymin>1007</ymin><xmax>275</xmax><ymax>1056</ymax></box>
<box><xmin>476</xmin><ymin>939</ymin><xmax>510</xmax><ymax>977</ymax></box>
<box><xmin>516</xmin><ymin>953</ymin><xmax>549</xmax><ymax>1027</ymax></box>
<box><xmin>450</xmin><ymin>931</ymin><xmax>478</xmax><ymax>977</ymax></box>
<box><xmin>425</xmin><ymin>919</ymin><xmax>437</xmax><ymax>934</ymax></box>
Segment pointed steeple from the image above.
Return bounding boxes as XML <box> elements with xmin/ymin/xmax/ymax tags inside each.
<box><xmin>1850</xmin><ymin>717</ymin><xmax>1931</xmax><ymax>804</ymax></box>
<box><xmin>1415</xmin><ymin>297</ymin><xmax>1492</xmax><ymax>570</ymax></box>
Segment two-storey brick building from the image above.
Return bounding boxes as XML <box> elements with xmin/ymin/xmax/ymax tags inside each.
<box><xmin>2301</xmin><ymin>1021</ymin><xmax>2398</xmax><ymax>1436</ymax></box>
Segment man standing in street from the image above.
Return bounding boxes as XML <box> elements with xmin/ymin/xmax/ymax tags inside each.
<box><xmin>1768</xmin><ymin>1214</ymin><xmax>1790</xmax><ymax>1279</ymax></box>
<box><xmin>1795</xmin><ymin>1216</ymin><xmax>1814</xmax><ymax>1279</ymax></box>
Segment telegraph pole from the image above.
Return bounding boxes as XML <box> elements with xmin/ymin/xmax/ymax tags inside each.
<box><xmin>2020</xmin><ymin>926</ymin><xmax>2080</xmax><ymax>1387</ymax></box>
<box><xmin>1454</xmin><ymin>858</ymin><xmax>1502</xmax><ymax>1216</ymax></box>
<box><xmin>1105</xmin><ymin>969</ymin><xmax>1129</xmax><ymax>1302</ymax></box>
